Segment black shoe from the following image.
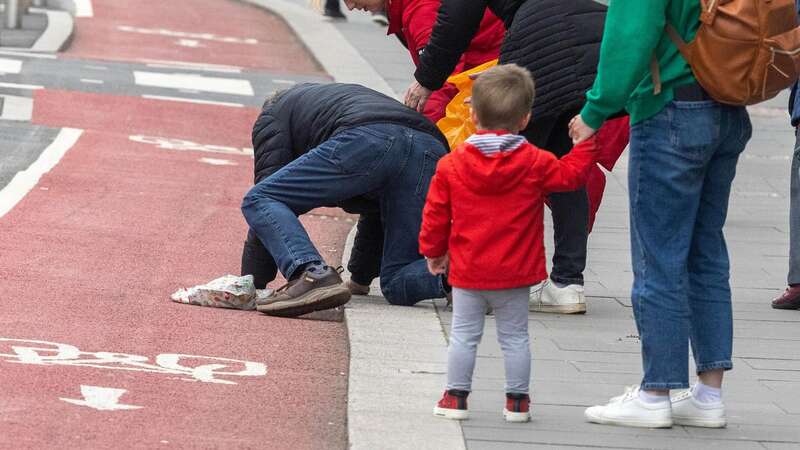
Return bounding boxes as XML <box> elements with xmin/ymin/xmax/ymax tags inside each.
<box><xmin>323</xmin><ymin>8</ymin><xmax>347</xmax><ymax>20</ymax></box>
<box><xmin>257</xmin><ymin>265</ymin><xmax>351</xmax><ymax>317</ymax></box>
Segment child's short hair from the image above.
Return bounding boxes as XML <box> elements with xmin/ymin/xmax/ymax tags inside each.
<box><xmin>471</xmin><ymin>64</ymin><xmax>535</xmax><ymax>131</ymax></box>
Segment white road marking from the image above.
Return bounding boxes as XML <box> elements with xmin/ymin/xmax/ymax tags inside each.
<box><xmin>199</xmin><ymin>157</ymin><xmax>237</xmax><ymax>166</ymax></box>
<box><xmin>134</xmin><ymin>71</ymin><xmax>254</xmax><ymax>96</ymax></box>
<box><xmin>85</xmin><ymin>65</ymin><xmax>108</xmax><ymax>71</ymax></box>
<box><xmin>0</xmin><ymin>58</ymin><xmax>22</xmax><ymax>74</ymax></box>
<box><xmin>61</xmin><ymin>386</ymin><xmax>142</xmax><ymax>411</ymax></box>
<box><xmin>130</xmin><ymin>134</ymin><xmax>253</xmax><ymax>155</ymax></box>
<box><xmin>142</xmin><ymin>95</ymin><xmax>244</xmax><ymax>108</ymax></box>
<box><xmin>0</xmin><ymin>128</ymin><xmax>83</xmax><ymax>219</ymax></box>
<box><xmin>0</xmin><ymin>49</ymin><xmax>57</xmax><ymax>59</ymax></box>
<box><xmin>74</xmin><ymin>0</ymin><xmax>94</xmax><ymax>17</ymax></box>
<box><xmin>117</xmin><ymin>26</ymin><xmax>258</xmax><ymax>45</ymax></box>
<box><xmin>176</xmin><ymin>39</ymin><xmax>203</xmax><ymax>48</ymax></box>
<box><xmin>0</xmin><ymin>338</ymin><xmax>267</xmax><ymax>385</ymax></box>
<box><xmin>80</xmin><ymin>78</ymin><xmax>104</xmax><ymax>84</ymax></box>
<box><xmin>141</xmin><ymin>59</ymin><xmax>242</xmax><ymax>74</ymax></box>
<box><xmin>0</xmin><ymin>95</ymin><xmax>33</xmax><ymax>121</ymax></box>
<box><xmin>0</xmin><ymin>82</ymin><xmax>43</xmax><ymax>90</ymax></box>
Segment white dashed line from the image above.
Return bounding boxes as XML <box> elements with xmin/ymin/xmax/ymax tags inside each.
<box><xmin>0</xmin><ymin>58</ymin><xmax>22</xmax><ymax>74</ymax></box>
<box><xmin>0</xmin><ymin>82</ymin><xmax>43</xmax><ymax>90</ymax></box>
<box><xmin>134</xmin><ymin>71</ymin><xmax>254</xmax><ymax>96</ymax></box>
<box><xmin>142</xmin><ymin>95</ymin><xmax>245</xmax><ymax>108</ymax></box>
<box><xmin>0</xmin><ymin>50</ymin><xmax>56</xmax><ymax>59</ymax></box>
<box><xmin>141</xmin><ymin>59</ymin><xmax>243</xmax><ymax>74</ymax></box>
<box><xmin>74</xmin><ymin>0</ymin><xmax>94</xmax><ymax>17</ymax></box>
<box><xmin>80</xmin><ymin>79</ymin><xmax>104</xmax><ymax>84</ymax></box>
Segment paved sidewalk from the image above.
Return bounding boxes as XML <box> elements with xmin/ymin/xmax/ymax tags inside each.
<box><xmin>260</xmin><ymin>2</ymin><xmax>800</xmax><ymax>448</ymax></box>
<box><xmin>0</xmin><ymin>1</ymin><xmax>73</xmax><ymax>52</ymax></box>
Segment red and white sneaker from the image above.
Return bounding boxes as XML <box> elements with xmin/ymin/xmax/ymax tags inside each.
<box><xmin>433</xmin><ymin>390</ymin><xmax>469</xmax><ymax>420</ymax></box>
<box><xmin>504</xmin><ymin>393</ymin><xmax>531</xmax><ymax>422</ymax></box>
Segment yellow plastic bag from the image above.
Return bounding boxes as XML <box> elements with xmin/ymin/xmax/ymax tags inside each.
<box><xmin>436</xmin><ymin>59</ymin><xmax>498</xmax><ymax>151</ymax></box>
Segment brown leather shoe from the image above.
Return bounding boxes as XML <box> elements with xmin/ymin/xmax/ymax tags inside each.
<box><xmin>257</xmin><ymin>265</ymin><xmax>351</xmax><ymax>317</ymax></box>
<box><xmin>346</xmin><ymin>279</ymin><xmax>371</xmax><ymax>296</ymax></box>
<box><xmin>771</xmin><ymin>286</ymin><xmax>800</xmax><ymax>310</ymax></box>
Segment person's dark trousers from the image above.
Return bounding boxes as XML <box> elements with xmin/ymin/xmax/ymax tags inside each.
<box><xmin>325</xmin><ymin>0</ymin><xmax>341</xmax><ymax>11</ymax></box>
<box><xmin>348</xmin><ymin>213</ymin><xmax>384</xmax><ymax>286</ymax></box>
<box><xmin>241</xmin><ymin>229</ymin><xmax>277</xmax><ymax>289</ymax></box>
<box><xmin>242</xmin><ymin>198</ymin><xmax>384</xmax><ymax>289</ymax></box>
<box><xmin>523</xmin><ymin>109</ymin><xmax>589</xmax><ymax>286</ymax></box>
<box><xmin>241</xmin><ymin>123</ymin><xmax>447</xmax><ymax>306</ymax></box>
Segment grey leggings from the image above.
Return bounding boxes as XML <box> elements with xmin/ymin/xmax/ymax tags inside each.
<box><xmin>447</xmin><ymin>287</ymin><xmax>531</xmax><ymax>394</ymax></box>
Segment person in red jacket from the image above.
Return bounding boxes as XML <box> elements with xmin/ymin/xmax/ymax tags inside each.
<box><xmin>420</xmin><ymin>64</ymin><xmax>597</xmax><ymax>421</ymax></box>
<box><xmin>345</xmin><ymin>0</ymin><xmax>505</xmax><ymax>123</ymax></box>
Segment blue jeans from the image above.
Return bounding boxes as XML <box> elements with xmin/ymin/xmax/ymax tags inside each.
<box><xmin>241</xmin><ymin>123</ymin><xmax>448</xmax><ymax>306</ymax></box>
<box><xmin>789</xmin><ymin>129</ymin><xmax>800</xmax><ymax>285</ymax></box>
<box><xmin>628</xmin><ymin>100</ymin><xmax>752</xmax><ymax>390</ymax></box>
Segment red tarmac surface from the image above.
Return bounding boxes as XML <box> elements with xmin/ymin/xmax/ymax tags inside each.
<box><xmin>0</xmin><ymin>1</ymin><xmax>349</xmax><ymax>449</ymax></box>
<box><xmin>67</xmin><ymin>0</ymin><xmax>324</xmax><ymax>74</ymax></box>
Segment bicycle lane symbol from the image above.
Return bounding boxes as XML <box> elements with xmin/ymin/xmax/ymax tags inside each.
<box><xmin>0</xmin><ymin>338</ymin><xmax>267</xmax><ymax>385</ymax></box>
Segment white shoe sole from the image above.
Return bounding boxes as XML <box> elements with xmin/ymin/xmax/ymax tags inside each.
<box><xmin>433</xmin><ymin>406</ymin><xmax>468</xmax><ymax>420</ymax></box>
<box><xmin>584</xmin><ymin>409</ymin><xmax>672</xmax><ymax>428</ymax></box>
<box><xmin>503</xmin><ymin>409</ymin><xmax>531</xmax><ymax>423</ymax></box>
<box><xmin>529</xmin><ymin>303</ymin><xmax>586</xmax><ymax>314</ymax></box>
<box><xmin>673</xmin><ymin>415</ymin><xmax>727</xmax><ymax>428</ymax></box>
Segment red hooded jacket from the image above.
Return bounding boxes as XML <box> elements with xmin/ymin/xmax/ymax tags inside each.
<box><xmin>419</xmin><ymin>131</ymin><xmax>598</xmax><ymax>290</ymax></box>
<box><xmin>388</xmin><ymin>0</ymin><xmax>505</xmax><ymax>122</ymax></box>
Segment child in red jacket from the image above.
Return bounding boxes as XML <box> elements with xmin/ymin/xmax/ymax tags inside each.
<box><xmin>420</xmin><ymin>64</ymin><xmax>597</xmax><ymax>422</ymax></box>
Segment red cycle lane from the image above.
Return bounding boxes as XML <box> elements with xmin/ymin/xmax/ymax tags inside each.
<box><xmin>67</xmin><ymin>0</ymin><xmax>322</xmax><ymax>73</ymax></box>
<box><xmin>0</xmin><ymin>1</ymin><xmax>351</xmax><ymax>449</ymax></box>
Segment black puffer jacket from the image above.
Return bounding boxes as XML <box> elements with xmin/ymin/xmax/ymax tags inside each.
<box><xmin>415</xmin><ymin>0</ymin><xmax>606</xmax><ymax>122</ymax></box>
<box><xmin>252</xmin><ymin>82</ymin><xmax>447</xmax><ymax>183</ymax></box>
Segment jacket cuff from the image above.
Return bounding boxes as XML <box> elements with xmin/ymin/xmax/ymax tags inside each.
<box><xmin>580</xmin><ymin>102</ymin><xmax>608</xmax><ymax>132</ymax></box>
<box><xmin>414</xmin><ymin>65</ymin><xmax>447</xmax><ymax>92</ymax></box>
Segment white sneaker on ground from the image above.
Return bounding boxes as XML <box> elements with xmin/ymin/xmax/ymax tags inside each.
<box><xmin>584</xmin><ymin>386</ymin><xmax>673</xmax><ymax>428</ymax></box>
<box><xmin>529</xmin><ymin>280</ymin><xmax>586</xmax><ymax>314</ymax></box>
<box><xmin>671</xmin><ymin>389</ymin><xmax>727</xmax><ymax>428</ymax></box>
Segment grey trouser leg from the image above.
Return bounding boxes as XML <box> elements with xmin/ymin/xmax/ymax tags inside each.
<box><xmin>446</xmin><ymin>287</ymin><xmax>531</xmax><ymax>394</ymax></box>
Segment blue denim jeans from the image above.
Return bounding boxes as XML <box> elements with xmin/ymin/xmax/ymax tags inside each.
<box><xmin>241</xmin><ymin>123</ymin><xmax>448</xmax><ymax>306</ymax></box>
<box><xmin>628</xmin><ymin>100</ymin><xmax>752</xmax><ymax>390</ymax></box>
<box><xmin>788</xmin><ymin>129</ymin><xmax>800</xmax><ymax>285</ymax></box>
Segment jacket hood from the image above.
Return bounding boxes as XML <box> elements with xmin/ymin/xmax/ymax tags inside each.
<box><xmin>451</xmin><ymin>131</ymin><xmax>533</xmax><ymax>195</ymax></box>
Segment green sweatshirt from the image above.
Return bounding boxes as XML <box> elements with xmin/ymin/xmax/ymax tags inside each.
<box><xmin>580</xmin><ymin>0</ymin><xmax>701</xmax><ymax>130</ymax></box>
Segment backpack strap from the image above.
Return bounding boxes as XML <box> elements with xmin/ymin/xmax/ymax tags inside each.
<box><xmin>651</xmin><ymin>24</ymin><xmax>690</xmax><ymax>95</ymax></box>
<box><xmin>651</xmin><ymin>54</ymin><xmax>662</xmax><ymax>95</ymax></box>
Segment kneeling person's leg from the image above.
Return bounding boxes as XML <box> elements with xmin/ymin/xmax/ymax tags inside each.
<box><xmin>241</xmin><ymin>129</ymin><xmax>393</xmax><ymax>315</ymax></box>
<box><xmin>379</xmin><ymin>130</ymin><xmax>448</xmax><ymax>305</ymax></box>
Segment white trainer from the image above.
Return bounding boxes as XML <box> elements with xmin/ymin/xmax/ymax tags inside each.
<box><xmin>671</xmin><ymin>389</ymin><xmax>727</xmax><ymax>428</ymax></box>
<box><xmin>529</xmin><ymin>280</ymin><xmax>586</xmax><ymax>314</ymax></box>
<box><xmin>585</xmin><ymin>386</ymin><xmax>673</xmax><ymax>428</ymax></box>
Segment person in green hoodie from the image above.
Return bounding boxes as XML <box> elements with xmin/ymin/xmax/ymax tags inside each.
<box><xmin>569</xmin><ymin>0</ymin><xmax>752</xmax><ymax>429</ymax></box>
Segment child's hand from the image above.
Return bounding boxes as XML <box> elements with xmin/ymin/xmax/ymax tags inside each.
<box><xmin>426</xmin><ymin>254</ymin><xmax>449</xmax><ymax>275</ymax></box>
<box><xmin>569</xmin><ymin>114</ymin><xmax>597</xmax><ymax>144</ymax></box>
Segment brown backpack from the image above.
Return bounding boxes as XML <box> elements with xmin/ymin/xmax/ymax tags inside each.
<box><xmin>652</xmin><ymin>0</ymin><xmax>800</xmax><ymax>105</ymax></box>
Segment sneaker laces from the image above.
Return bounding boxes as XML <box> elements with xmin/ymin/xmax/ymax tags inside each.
<box><xmin>609</xmin><ymin>385</ymin><xmax>640</xmax><ymax>403</ymax></box>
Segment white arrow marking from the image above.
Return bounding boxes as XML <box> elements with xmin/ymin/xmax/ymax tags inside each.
<box><xmin>60</xmin><ymin>385</ymin><xmax>143</xmax><ymax>411</ymax></box>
